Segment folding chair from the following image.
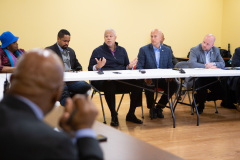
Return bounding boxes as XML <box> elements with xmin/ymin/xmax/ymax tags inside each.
<box><xmin>174</xmin><ymin>61</ymin><xmax>218</xmax><ymax>114</ymax></box>
<box><xmin>90</xmin><ymin>84</ymin><xmax>144</xmax><ymax>124</ymax></box>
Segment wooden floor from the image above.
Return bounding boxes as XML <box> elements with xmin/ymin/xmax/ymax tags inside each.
<box><xmin>45</xmin><ymin>93</ymin><xmax>240</xmax><ymax>160</ymax></box>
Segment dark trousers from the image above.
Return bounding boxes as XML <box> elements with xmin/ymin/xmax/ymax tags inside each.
<box><xmin>91</xmin><ymin>80</ymin><xmax>142</xmax><ymax>117</ymax></box>
<box><xmin>60</xmin><ymin>81</ymin><xmax>91</xmax><ymax>106</ymax></box>
<box><xmin>195</xmin><ymin>77</ymin><xmax>223</xmax><ymax>106</ymax></box>
<box><xmin>145</xmin><ymin>79</ymin><xmax>178</xmax><ymax>109</ymax></box>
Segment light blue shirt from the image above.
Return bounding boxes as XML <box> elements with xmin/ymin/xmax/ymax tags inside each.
<box><xmin>15</xmin><ymin>95</ymin><xmax>44</xmax><ymax>120</ymax></box>
<box><xmin>204</xmin><ymin>48</ymin><xmax>213</xmax><ymax>63</ymax></box>
<box><xmin>57</xmin><ymin>43</ymin><xmax>63</xmax><ymax>52</ymax></box>
<box><xmin>15</xmin><ymin>95</ymin><xmax>96</xmax><ymax>143</ymax></box>
<box><xmin>153</xmin><ymin>45</ymin><xmax>161</xmax><ymax>68</ymax></box>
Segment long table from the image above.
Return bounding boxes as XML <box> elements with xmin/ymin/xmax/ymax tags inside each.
<box><xmin>93</xmin><ymin>121</ymin><xmax>183</xmax><ymax>160</ymax></box>
<box><xmin>1</xmin><ymin>68</ymin><xmax>240</xmax><ymax>127</ymax></box>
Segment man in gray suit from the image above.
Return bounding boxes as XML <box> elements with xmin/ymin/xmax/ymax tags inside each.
<box><xmin>137</xmin><ymin>29</ymin><xmax>178</xmax><ymax>118</ymax></box>
<box><xmin>189</xmin><ymin>34</ymin><xmax>225</xmax><ymax>114</ymax></box>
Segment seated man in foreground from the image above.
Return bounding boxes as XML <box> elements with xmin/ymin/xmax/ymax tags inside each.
<box><xmin>0</xmin><ymin>49</ymin><xmax>103</xmax><ymax>160</ymax></box>
<box><xmin>137</xmin><ymin>29</ymin><xmax>178</xmax><ymax>118</ymax></box>
<box><xmin>189</xmin><ymin>34</ymin><xmax>225</xmax><ymax>114</ymax></box>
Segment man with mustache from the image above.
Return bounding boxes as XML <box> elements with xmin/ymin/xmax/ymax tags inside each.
<box><xmin>88</xmin><ymin>29</ymin><xmax>143</xmax><ymax>126</ymax></box>
<box><xmin>0</xmin><ymin>49</ymin><xmax>103</xmax><ymax>159</ymax></box>
<box><xmin>46</xmin><ymin>29</ymin><xmax>91</xmax><ymax>106</ymax></box>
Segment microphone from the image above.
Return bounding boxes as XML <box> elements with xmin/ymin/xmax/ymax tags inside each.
<box><xmin>3</xmin><ymin>73</ymin><xmax>10</xmax><ymax>94</ymax></box>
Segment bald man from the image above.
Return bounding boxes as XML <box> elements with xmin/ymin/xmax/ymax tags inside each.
<box><xmin>161</xmin><ymin>33</ymin><xmax>178</xmax><ymax>66</ymax></box>
<box><xmin>137</xmin><ymin>29</ymin><xmax>178</xmax><ymax>119</ymax></box>
<box><xmin>189</xmin><ymin>34</ymin><xmax>225</xmax><ymax>114</ymax></box>
<box><xmin>0</xmin><ymin>49</ymin><xmax>103</xmax><ymax>159</ymax></box>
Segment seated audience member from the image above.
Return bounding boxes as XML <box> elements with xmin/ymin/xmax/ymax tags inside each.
<box><xmin>0</xmin><ymin>31</ymin><xmax>24</xmax><ymax>73</ymax></box>
<box><xmin>188</xmin><ymin>34</ymin><xmax>225</xmax><ymax>114</ymax></box>
<box><xmin>46</xmin><ymin>29</ymin><xmax>91</xmax><ymax>106</ymax></box>
<box><xmin>88</xmin><ymin>29</ymin><xmax>143</xmax><ymax>126</ymax></box>
<box><xmin>229</xmin><ymin>47</ymin><xmax>240</xmax><ymax>111</ymax></box>
<box><xmin>0</xmin><ymin>49</ymin><xmax>103</xmax><ymax>160</ymax></box>
<box><xmin>137</xmin><ymin>29</ymin><xmax>178</xmax><ymax>118</ymax></box>
<box><xmin>161</xmin><ymin>33</ymin><xmax>178</xmax><ymax>66</ymax></box>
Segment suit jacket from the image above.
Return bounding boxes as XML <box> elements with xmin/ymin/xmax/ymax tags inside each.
<box><xmin>189</xmin><ymin>44</ymin><xmax>225</xmax><ymax>69</ymax></box>
<box><xmin>136</xmin><ymin>43</ymin><xmax>173</xmax><ymax>69</ymax></box>
<box><xmin>163</xmin><ymin>44</ymin><xmax>178</xmax><ymax>66</ymax></box>
<box><xmin>46</xmin><ymin>43</ymin><xmax>82</xmax><ymax>70</ymax></box>
<box><xmin>229</xmin><ymin>47</ymin><xmax>240</xmax><ymax>90</ymax></box>
<box><xmin>0</xmin><ymin>95</ymin><xmax>103</xmax><ymax>160</ymax></box>
<box><xmin>232</xmin><ymin>47</ymin><xmax>240</xmax><ymax>67</ymax></box>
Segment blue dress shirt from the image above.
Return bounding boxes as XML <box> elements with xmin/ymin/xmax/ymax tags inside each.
<box><xmin>153</xmin><ymin>45</ymin><xmax>161</xmax><ymax>68</ymax></box>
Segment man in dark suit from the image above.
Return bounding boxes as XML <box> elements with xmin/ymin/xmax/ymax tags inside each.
<box><xmin>229</xmin><ymin>47</ymin><xmax>240</xmax><ymax>111</ymax></box>
<box><xmin>161</xmin><ymin>33</ymin><xmax>178</xmax><ymax>66</ymax></box>
<box><xmin>137</xmin><ymin>29</ymin><xmax>178</xmax><ymax>118</ymax></box>
<box><xmin>189</xmin><ymin>34</ymin><xmax>225</xmax><ymax>114</ymax></box>
<box><xmin>88</xmin><ymin>29</ymin><xmax>143</xmax><ymax>126</ymax></box>
<box><xmin>0</xmin><ymin>49</ymin><xmax>103</xmax><ymax>160</ymax></box>
<box><xmin>46</xmin><ymin>29</ymin><xmax>91</xmax><ymax>106</ymax></box>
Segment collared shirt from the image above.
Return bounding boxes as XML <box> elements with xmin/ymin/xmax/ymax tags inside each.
<box><xmin>93</xmin><ymin>44</ymin><xmax>130</xmax><ymax>70</ymax></box>
<box><xmin>204</xmin><ymin>48</ymin><xmax>213</xmax><ymax>63</ymax></box>
<box><xmin>153</xmin><ymin>45</ymin><xmax>161</xmax><ymax>68</ymax></box>
<box><xmin>14</xmin><ymin>95</ymin><xmax>96</xmax><ymax>143</ymax></box>
<box><xmin>15</xmin><ymin>95</ymin><xmax>44</xmax><ymax>120</ymax></box>
<box><xmin>57</xmin><ymin>43</ymin><xmax>71</xmax><ymax>71</ymax></box>
<box><xmin>108</xmin><ymin>46</ymin><xmax>116</xmax><ymax>57</ymax></box>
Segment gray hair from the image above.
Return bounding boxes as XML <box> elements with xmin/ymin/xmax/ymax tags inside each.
<box><xmin>104</xmin><ymin>29</ymin><xmax>116</xmax><ymax>36</ymax></box>
<box><xmin>151</xmin><ymin>29</ymin><xmax>162</xmax><ymax>34</ymax></box>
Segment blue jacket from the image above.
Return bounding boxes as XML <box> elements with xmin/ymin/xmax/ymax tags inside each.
<box><xmin>232</xmin><ymin>47</ymin><xmax>240</xmax><ymax>67</ymax></box>
<box><xmin>88</xmin><ymin>42</ymin><xmax>129</xmax><ymax>71</ymax></box>
<box><xmin>136</xmin><ymin>43</ymin><xmax>173</xmax><ymax>69</ymax></box>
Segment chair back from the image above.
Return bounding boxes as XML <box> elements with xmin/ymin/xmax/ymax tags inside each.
<box><xmin>175</xmin><ymin>61</ymin><xmax>193</xmax><ymax>90</ymax></box>
<box><xmin>175</xmin><ymin>61</ymin><xmax>190</xmax><ymax>68</ymax></box>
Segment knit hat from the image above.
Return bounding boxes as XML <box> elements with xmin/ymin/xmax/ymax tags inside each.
<box><xmin>0</xmin><ymin>31</ymin><xmax>19</xmax><ymax>49</ymax></box>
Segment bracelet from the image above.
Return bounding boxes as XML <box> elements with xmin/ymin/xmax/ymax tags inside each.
<box><xmin>96</xmin><ymin>64</ymin><xmax>102</xmax><ymax>70</ymax></box>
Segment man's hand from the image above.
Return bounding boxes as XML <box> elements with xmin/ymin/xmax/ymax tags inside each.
<box><xmin>59</xmin><ymin>95</ymin><xmax>98</xmax><ymax>132</ymax></box>
<box><xmin>128</xmin><ymin>57</ymin><xmax>138</xmax><ymax>69</ymax></box>
<box><xmin>66</xmin><ymin>69</ymin><xmax>73</xmax><ymax>72</ymax></box>
<box><xmin>205</xmin><ymin>63</ymin><xmax>217</xmax><ymax>69</ymax></box>
<box><xmin>95</xmin><ymin>57</ymin><xmax>106</xmax><ymax>69</ymax></box>
<box><xmin>145</xmin><ymin>79</ymin><xmax>152</xmax><ymax>85</ymax></box>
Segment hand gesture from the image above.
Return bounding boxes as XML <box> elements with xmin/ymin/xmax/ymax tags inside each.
<box><xmin>128</xmin><ymin>57</ymin><xmax>138</xmax><ymax>69</ymax></box>
<box><xmin>95</xmin><ymin>57</ymin><xmax>106</xmax><ymax>69</ymax></box>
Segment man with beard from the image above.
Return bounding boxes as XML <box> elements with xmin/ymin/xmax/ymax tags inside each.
<box><xmin>46</xmin><ymin>29</ymin><xmax>91</xmax><ymax>106</ymax></box>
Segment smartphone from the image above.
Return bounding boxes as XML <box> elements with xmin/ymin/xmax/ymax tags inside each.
<box><xmin>96</xmin><ymin>134</ymin><xmax>107</xmax><ymax>142</ymax></box>
<box><xmin>113</xmin><ymin>72</ymin><xmax>121</xmax><ymax>74</ymax></box>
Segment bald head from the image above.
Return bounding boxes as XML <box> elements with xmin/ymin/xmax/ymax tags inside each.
<box><xmin>151</xmin><ymin>29</ymin><xmax>163</xmax><ymax>48</ymax></box>
<box><xmin>201</xmin><ymin>34</ymin><xmax>216</xmax><ymax>52</ymax></box>
<box><xmin>9</xmin><ymin>49</ymin><xmax>64</xmax><ymax>114</ymax></box>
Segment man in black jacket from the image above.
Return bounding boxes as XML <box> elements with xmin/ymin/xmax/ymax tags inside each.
<box><xmin>228</xmin><ymin>47</ymin><xmax>240</xmax><ymax>111</ymax></box>
<box><xmin>88</xmin><ymin>29</ymin><xmax>143</xmax><ymax>126</ymax></box>
<box><xmin>46</xmin><ymin>29</ymin><xmax>91</xmax><ymax>106</ymax></box>
<box><xmin>0</xmin><ymin>49</ymin><xmax>103</xmax><ymax>160</ymax></box>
